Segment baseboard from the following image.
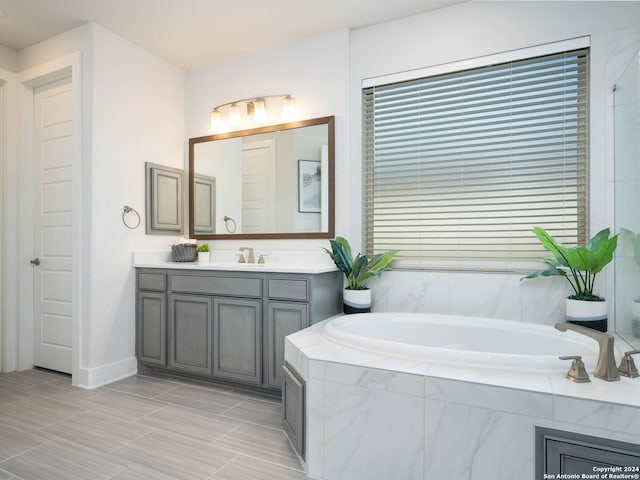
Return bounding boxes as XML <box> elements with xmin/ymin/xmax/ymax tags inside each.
<box><xmin>73</xmin><ymin>356</ymin><xmax>137</xmax><ymax>389</ymax></box>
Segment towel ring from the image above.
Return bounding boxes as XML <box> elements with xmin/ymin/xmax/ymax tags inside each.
<box><xmin>223</xmin><ymin>215</ymin><xmax>237</xmax><ymax>233</ymax></box>
<box><xmin>122</xmin><ymin>205</ymin><xmax>141</xmax><ymax>229</ymax></box>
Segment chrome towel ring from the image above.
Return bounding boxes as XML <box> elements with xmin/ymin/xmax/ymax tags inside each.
<box><xmin>223</xmin><ymin>215</ymin><xmax>236</xmax><ymax>233</ymax></box>
<box><xmin>122</xmin><ymin>205</ymin><xmax>141</xmax><ymax>229</ymax></box>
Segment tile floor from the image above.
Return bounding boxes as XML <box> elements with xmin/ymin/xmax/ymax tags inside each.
<box><xmin>0</xmin><ymin>369</ymin><xmax>308</xmax><ymax>480</ymax></box>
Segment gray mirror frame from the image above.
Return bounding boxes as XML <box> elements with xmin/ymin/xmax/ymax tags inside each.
<box><xmin>188</xmin><ymin>116</ymin><xmax>335</xmax><ymax>240</ymax></box>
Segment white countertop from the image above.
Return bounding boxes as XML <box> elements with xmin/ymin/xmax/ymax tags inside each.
<box><xmin>133</xmin><ymin>250</ymin><xmax>339</xmax><ymax>274</ymax></box>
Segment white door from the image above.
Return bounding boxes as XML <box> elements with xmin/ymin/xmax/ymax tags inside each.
<box><xmin>32</xmin><ymin>78</ymin><xmax>73</xmax><ymax>374</ymax></box>
<box><xmin>241</xmin><ymin>140</ymin><xmax>276</xmax><ymax>233</ymax></box>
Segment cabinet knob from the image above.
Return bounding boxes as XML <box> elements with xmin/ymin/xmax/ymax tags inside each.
<box><xmin>30</xmin><ymin>257</ymin><xmax>41</xmax><ymax>266</ymax></box>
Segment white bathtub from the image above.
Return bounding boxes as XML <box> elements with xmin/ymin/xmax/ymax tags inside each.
<box><xmin>322</xmin><ymin>312</ymin><xmax>602</xmax><ymax>373</ymax></box>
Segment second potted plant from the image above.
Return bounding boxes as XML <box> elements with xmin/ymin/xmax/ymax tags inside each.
<box><xmin>197</xmin><ymin>243</ymin><xmax>211</xmax><ymax>264</ymax></box>
<box><xmin>323</xmin><ymin>237</ymin><xmax>397</xmax><ymax>314</ymax></box>
<box><xmin>523</xmin><ymin>226</ymin><xmax>618</xmax><ymax>332</ymax></box>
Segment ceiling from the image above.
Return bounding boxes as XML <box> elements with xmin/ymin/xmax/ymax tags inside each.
<box><xmin>0</xmin><ymin>0</ymin><xmax>464</xmax><ymax>70</ymax></box>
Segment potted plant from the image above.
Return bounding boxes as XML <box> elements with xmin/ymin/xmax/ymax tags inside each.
<box><xmin>323</xmin><ymin>237</ymin><xmax>398</xmax><ymax>314</ymax></box>
<box><xmin>197</xmin><ymin>243</ymin><xmax>211</xmax><ymax>264</ymax></box>
<box><xmin>523</xmin><ymin>226</ymin><xmax>618</xmax><ymax>332</ymax></box>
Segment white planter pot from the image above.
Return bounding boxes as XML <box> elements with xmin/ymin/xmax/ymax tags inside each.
<box><xmin>343</xmin><ymin>288</ymin><xmax>372</xmax><ymax>314</ymax></box>
<box><xmin>197</xmin><ymin>252</ymin><xmax>210</xmax><ymax>264</ymax></box>
<box><xmin>565</xmin><ymin>298</ymin><xmax>608</xmax><ymax>332</ymax></box>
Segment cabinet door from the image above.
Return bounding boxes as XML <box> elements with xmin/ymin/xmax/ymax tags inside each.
<box><xmin>169</xmin><ymin>294</ymin><xmax>212</xmax><ymax>375</ymax></box>
<box><xmin>267</xmin><ymin>302</ymin><xmax>309</xmax><ymax>388</ymax></box>
<box><xmin>137</xmin><ymin>292</ymin><xmax>166</xmax><ymax>366</ymax></box>
<box><xmin>282</xmin><ymin>363</ymin><xmax>305</xmax><ymax>459</ymax></box>
<box><xmin>213</xmin><ymin>297</ymin><xmax>262</xmax><ymax>384</ymax></box>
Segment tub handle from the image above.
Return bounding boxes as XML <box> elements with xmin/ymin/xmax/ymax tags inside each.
<box><xmin>559</xmin><ymin>355</ymin><xmax>590</xmax><ymax>383</ymax></box>
<box><xmin>617</xmin><ymin>350</ymin><xmax>640</xmax><ymax>378</ymax></box>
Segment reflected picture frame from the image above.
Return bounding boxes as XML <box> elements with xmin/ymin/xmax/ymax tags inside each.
<box><xmin>298</xmin><ymin>159</ymin><xmax>321</xmax><ymax>213</ymax></box>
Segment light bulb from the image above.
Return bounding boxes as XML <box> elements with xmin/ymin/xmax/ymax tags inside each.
<box><xmin>210</xmin><ymin>109</ymin><xmax>224</xmax><ymax>131</ymax></box>
<box><xmin>254</xmin><ymin>98</ymin><xmax>268</xmax><ymax>123</ymax></box>
<box><xmin>282</xmin><ymin>95</ymin><xmax>296</xmax><ymax>121</ymax></box>
<box><xmin>229</xmin><ymin>103</ymin><xmax>242</xmax><ymax>127</ymax></box>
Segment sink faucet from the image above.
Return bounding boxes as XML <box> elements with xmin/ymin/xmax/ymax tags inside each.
<box><xmin>555</xmin><ymin>323</ymin><xmax>620</xmax><ymax>381</ymax></box>
<box><xmin>238</xmin><ymin>247</ymin><xmax>255</xmax><ymax>263</ymax></box>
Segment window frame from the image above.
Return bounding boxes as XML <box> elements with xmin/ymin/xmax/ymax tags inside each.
<box><xmin>362</xmin><ymin>37</ymin><xmax>590</xmax><ymax>272</ymax></box>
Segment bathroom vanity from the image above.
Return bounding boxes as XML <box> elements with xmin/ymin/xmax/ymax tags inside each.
<box><xmin>134</xmin><ymin>255</ymin><xmax>342</xmax><ymax>393</ymax></box>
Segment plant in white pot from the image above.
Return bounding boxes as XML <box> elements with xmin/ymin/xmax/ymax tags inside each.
<box><xmin>196</xmin><ymin>243</ymin><xmax>211</xmax><ymax>264</ymax></box>
<box><xmin>323</xmin><ymin>237</ymin><xmax>398</xmax><ymax>314</ymax></box>
<box><xmin>523</xmin><ymin>226</ymin><xmax>618</xmax><ymax>332</ymax></box>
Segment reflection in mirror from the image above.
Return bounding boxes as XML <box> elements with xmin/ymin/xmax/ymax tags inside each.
<box><xmin>189</xmin><ymin>116</ymin><xmax>334</xmax><ymax>239</ymax></box>
<box><xmin>614</xmin><ymin>49</ymin><xmax>640</xmax><ymax>349</ymax></box>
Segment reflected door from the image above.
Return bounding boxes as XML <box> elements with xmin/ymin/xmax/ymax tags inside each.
<box><xmin>241</xmin><ymin>140</ymin><xmax>276</xmax><ymax>233</ymax></box>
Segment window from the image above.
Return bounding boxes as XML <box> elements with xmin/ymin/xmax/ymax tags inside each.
<box><xmin>362</xmin><ymin>43</ymin><xmax>589</xmax><ymax>268</ymax></box>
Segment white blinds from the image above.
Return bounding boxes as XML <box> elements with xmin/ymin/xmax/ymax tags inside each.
<box><xmin>362</xmin><ymin>48</ymin><xmax>589</xmax><ymax>263</ymax></box>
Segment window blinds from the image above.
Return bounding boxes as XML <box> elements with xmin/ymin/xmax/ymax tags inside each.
<box><xmin>362</xmin><ymin>48</ymin><xmax>589</xmax><ymax>263</ymax></box>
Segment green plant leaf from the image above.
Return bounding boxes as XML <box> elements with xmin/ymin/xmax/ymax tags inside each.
<box><xmin>532</xmin><ymin>227</ymin><xmax>568</xmax><ymax>266</ymax></box>
<box><xmin>589</xmin><ymin>234</ymin><xmax>618</xmax><ymax>273</ymax></box>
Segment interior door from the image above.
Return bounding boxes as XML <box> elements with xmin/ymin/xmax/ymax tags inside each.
<box><xmin>241</xmin><ymin>140</ymin><xmax>275</xmax><ymax>233</ymax></box>
<box><xmin>32</xmin><ymin>77</ymin><xmax>73</xmax><ymax>374</ymax></box>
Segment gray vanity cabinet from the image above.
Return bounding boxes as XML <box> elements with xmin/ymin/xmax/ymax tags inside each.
<box><xmin>267</xmin><ymin>302</ymin><xmax>308</xmax><ymax>388</ymax></box>
<box><xmin>213</xmin><ymin>297</ymin><xmax>262</xmax><ymax>384</ymax></box>
<box><xmin>136</xmin><ymin>272</ymin><xmax>167</xmax><ymax>367</ymax></box>
<box><xmin>168</xmin><ymin>294</ymin><xmax>213</xmax><ymax>375</ymax></box>
<box><xmin>135</xmin><ymin>267</ymin><xmax>341</xmax><ymax>393</ymax></box>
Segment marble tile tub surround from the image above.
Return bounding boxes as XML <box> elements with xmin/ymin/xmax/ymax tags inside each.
<box><xmin>285</xmin><ymin>320</ymin><xmax>640</xmax><ymax>480</ymax></box>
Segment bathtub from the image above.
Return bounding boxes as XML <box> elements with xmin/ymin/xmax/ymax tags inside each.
<box><xmin>322</xmin><ymin>312</ymin><xmax>601</xmax><ymax>373</ymax></box>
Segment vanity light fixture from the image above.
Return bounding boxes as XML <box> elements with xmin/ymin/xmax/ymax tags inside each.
<box><xmin>209</xmin><ymin>94</ymin><xmax>296</xmax><ymax>132</ymax></box>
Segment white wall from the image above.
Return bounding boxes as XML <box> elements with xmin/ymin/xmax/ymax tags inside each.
<box><xmin>10</xmin><ymin>22</ymin><xmax>184</xmax><ymax>386</ymax></box>
<box><xmin>185</xmin><ymin>28</ymin><xmax>350</xmax><ymax>250</ymax></box>
<box><xmin>349</xmin><ymin>1</ymin><xmax>640</xmax><ymax>328</ymax></box>
<box><xmin>0</xmin><ymin>45</ymin><xmax>17</xmax><ymax>72</ymax></box>
<box><xmin>87</xmin><ymin>24</ymin><xmax>184</xmax><ymax>381</ymax></box>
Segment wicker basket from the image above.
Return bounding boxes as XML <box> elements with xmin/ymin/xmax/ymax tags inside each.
<box><xmin>172</xmin><ymin>244</ymin><xmax>197</xmax><ymax>262</ymax></box>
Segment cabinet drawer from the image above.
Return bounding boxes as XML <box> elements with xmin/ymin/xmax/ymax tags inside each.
<box><xmin>170</xmin><ymin>274</ymin><xmax>262</xmax><ymax>297</ymax></box>
<box><xmin>268</xmin><ymin>279</ymin><xmax>308</xmax><ymax>301</ymax></box>
<box><xmin>138</xmin><ymin>272</ymin><xmax>166</xmax><ymax>291</ymax></box>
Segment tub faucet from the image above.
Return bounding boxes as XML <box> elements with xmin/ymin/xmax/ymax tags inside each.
<box><xmin>554</xmin><ymin>323</ymin><xmax>620</xmax><ymax>381</ymax></box>
<box><xmin>239</xmin><ymin>247</ymin><xmax>255</xmax><ymax>263</ymax></box>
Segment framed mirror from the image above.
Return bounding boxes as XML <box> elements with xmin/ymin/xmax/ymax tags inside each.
<box><xmin>189</xmin><ymin>116</ymin><xmax>334</xmax><ymax>239</ymax></box>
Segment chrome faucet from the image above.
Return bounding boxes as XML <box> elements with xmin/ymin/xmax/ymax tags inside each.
<box><xmin>555</xmin><ymin>323</ymin><xmax>620</xmax><ymax>381</ymax></box>
<box><xmin>238</xmin><ymin>247</ymin><xmax>255</xmax><ymax>263</ymax></box>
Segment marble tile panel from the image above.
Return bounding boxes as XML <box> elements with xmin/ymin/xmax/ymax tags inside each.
<box><xmin>449</xmin><ymin>272</ymin><xmax>523</xmax><ymax>321</ymax></box>
<box><xmin>138</xmin><ymin>404</ymin><xmax>240</xmax><ymax>442</ymax></box>
<box><xmin>0</xmin><ymin>438</ymin><xmax>127</xmax><ymax>480</ymax></box>
<box><xmin>111</xmin><ymin>430</ymin><xmax>236</xmax><ymax>480</ymax></box>
<box><xmin>216</xmin><ymin>422</ymin><xmax>302</xmax><ymax>471</ymax></box>
<box><xmin>424</xmin><ymin>399</ymin><xmax>536</xmax><ymax>480</ymax></box>
<box><xmin>305</xmin><ymin>377</ymin><xmax>325</xmax><ymax>480</ymax></box>
<box><xmin>223</xmin><ymin>398</ymin><xmax>283</xmax><ymax>429</ymax></box>
<box><xmin>424</xmin><ymin>376</ymin><xmax>553</xmax><ymax>419</ymax></box>
<box><xmin>211</xmin><ymin>454</ymin><xmax>308</xmax><ymax>480</ymax></box>
<box><xmin>323</xmin><ymin>381</ymin><xmax>424</xmax><ymax>480</ymax></box>
<box><xmin>0</xmin><ymin>468</ymin><xmax>16</xmax><ymax>480</ymax></box>
<box><xmin>520</xmin><ymin>274</ymin><xmax>569</xmax><ymax>326</ymax></box>
<box><xmin>323</xmin><ymin>361</ymin><xmax>424</xmax><ymax>397</ymax></box>
<box><xmin>553</xmin><ymin>395</ymin><xmax>640</xmax><ymax>437</ymax></box>
<box><xmin>155</xmin><ymin>385</ymin><xmax>246</xmax><ymax>414</ymax></box>
<box><xmin>42</xmin><ymin>410</ymin><xmax>152</xmax><ymax>453</ymax></box>
<box><xmin>384</xmin><ymin>270</ymin><xmax>451</xmax><ymax>314</ymax></box>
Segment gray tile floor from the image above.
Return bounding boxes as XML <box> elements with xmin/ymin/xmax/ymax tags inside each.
<box><xmin>0</xmin><ymin>369</ymin><xmax>308</xmax><ymax>480</ymax></box>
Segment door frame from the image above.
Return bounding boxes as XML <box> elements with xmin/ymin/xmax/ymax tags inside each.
<box><xmin>16</xmin><ymin>53</ymin><xmax>83</xmax><ymax>381</ymax></box>
<box><xmin>0</xmin><ymin>67</ymin><xmax>17</xmax><ymax>372</ymax></box>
